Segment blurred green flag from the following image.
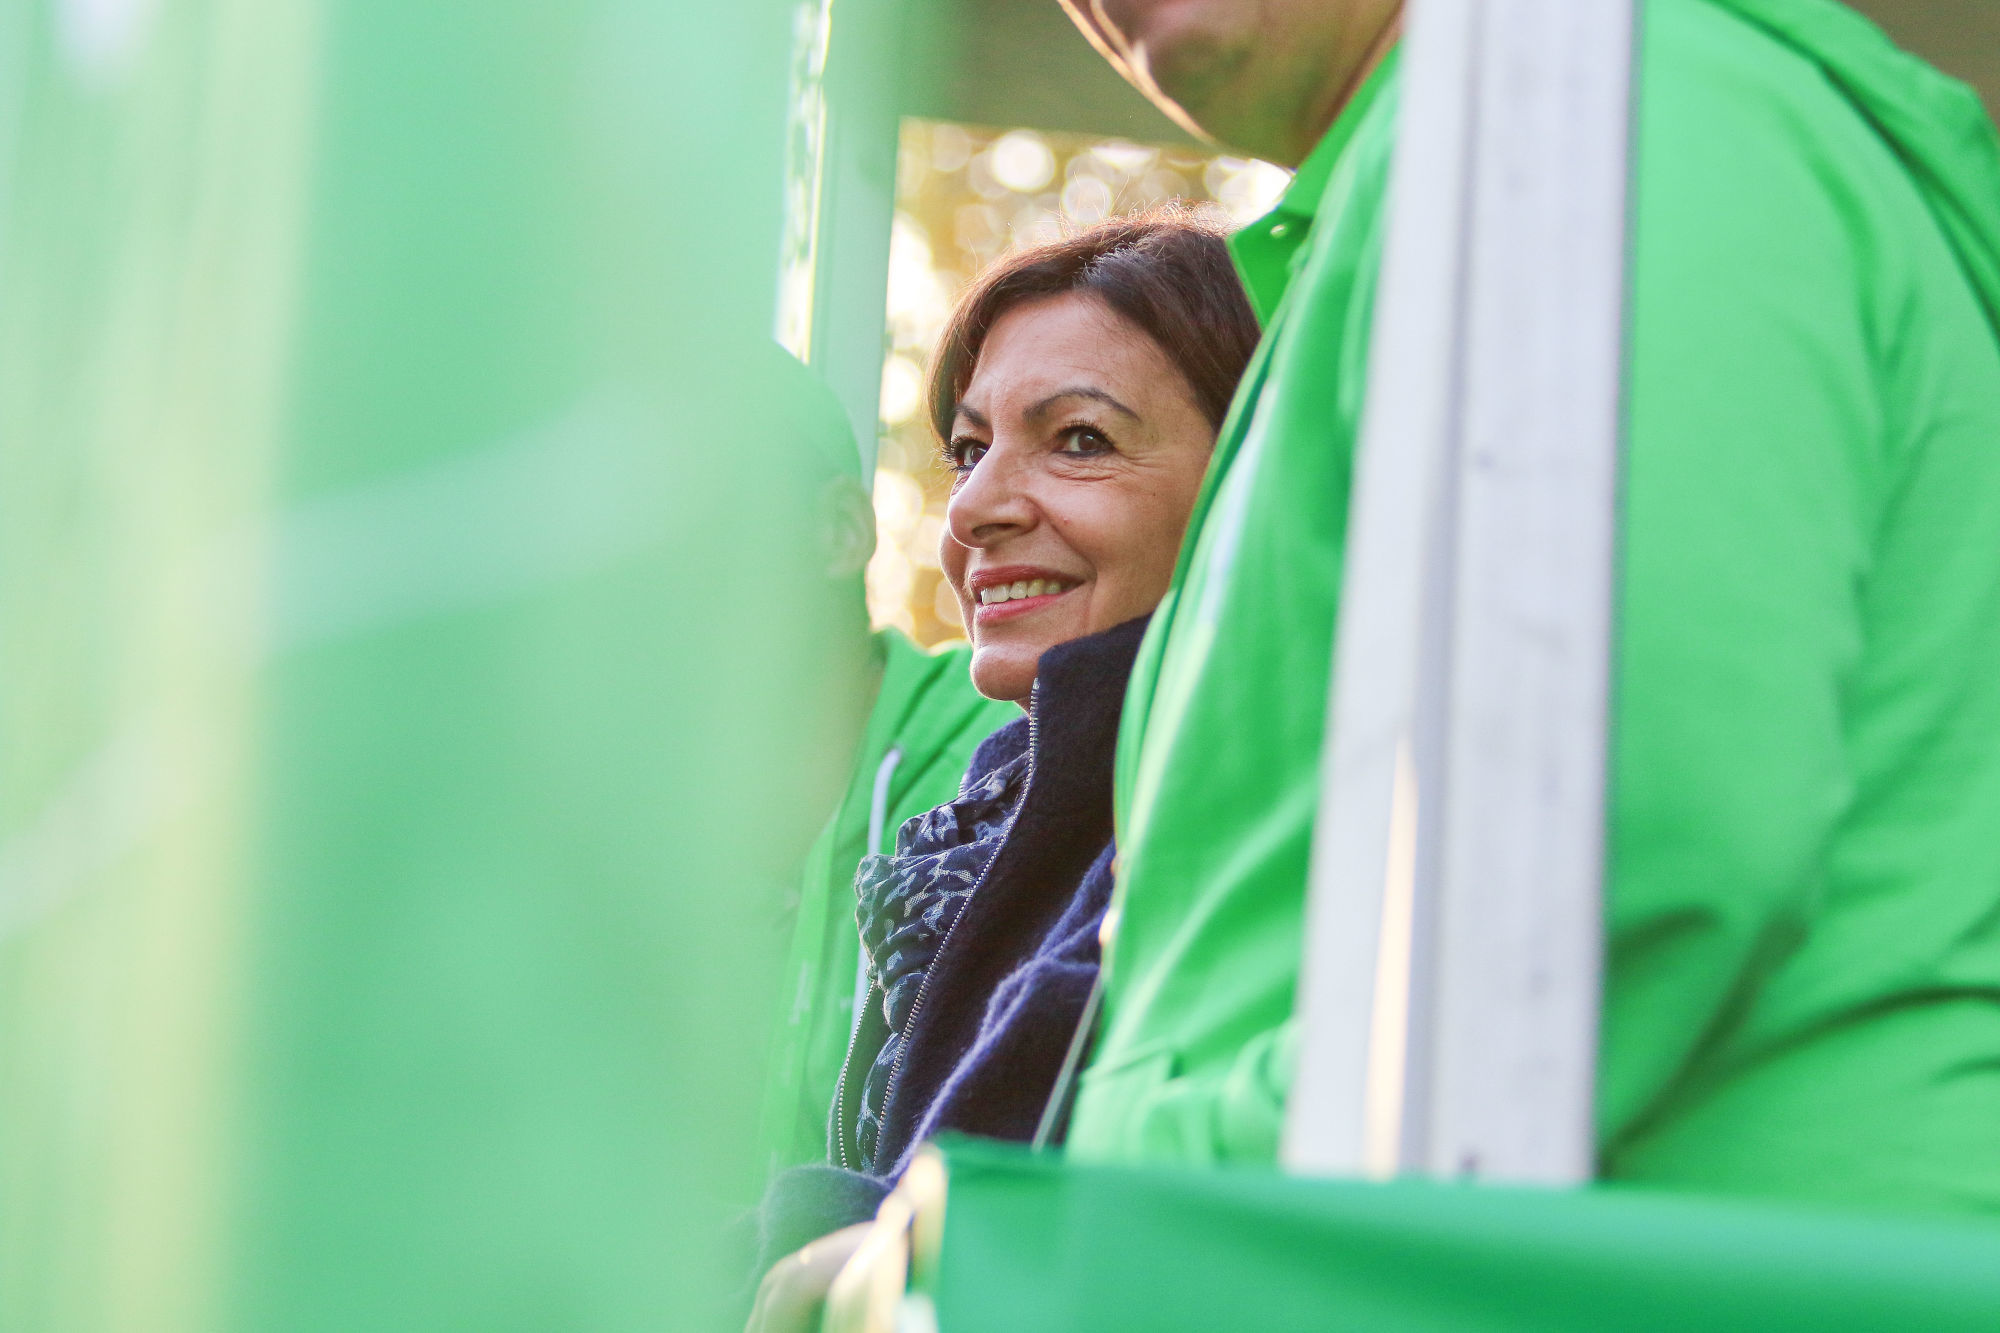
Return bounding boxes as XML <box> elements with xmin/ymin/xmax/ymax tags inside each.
<box><xmin>0</xmin><ymin>1</ymin><xmax>869</xmax><ymax>1327</ymax></box>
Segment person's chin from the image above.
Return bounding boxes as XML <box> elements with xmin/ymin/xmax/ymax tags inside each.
<box><xmin>969</xmin><ymin>648</ymin><xmax>1037</xmax><ymax>706</ymax></box>
<box><xmin>1118</xmin><ymin>4</ymin><xmax>1251</xmax><ymax>119</ymax></box>
<box><xmin>1104</xmin><ymin>0</ymin><xmax>1232</xmax><ymax>54</ymax></box>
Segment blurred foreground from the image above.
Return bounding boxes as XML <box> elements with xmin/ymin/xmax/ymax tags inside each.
<box><xmin>0</xmin><ymin>2</ymin><xmax>865</xmax><ymax>1327</ymax></box>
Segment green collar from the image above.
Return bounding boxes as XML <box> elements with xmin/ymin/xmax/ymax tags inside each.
<box><xmin>1228</xmin><ymin>46</ymin><xmax>1402</xmax><ymax>322</ymax></box>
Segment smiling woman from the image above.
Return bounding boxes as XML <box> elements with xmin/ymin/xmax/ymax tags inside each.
<box><xmin>869</xmin><ymin>121</ymin><xmax>1293</xmax><ymax>646</ymax></box>
<box><xmin>940</xmin><ymin>296</ymin><xmax>1214</xmax><ymax>701</ymax></box>
<box><xmin>930</xmin><ymin>214</ymin><xmax>1261</xmax><ymax>702</ymax></box>
<box><xmin>748</xmin><ymin>214</ymin><xmax>1259</xmax><ymax>1332</ymax></box>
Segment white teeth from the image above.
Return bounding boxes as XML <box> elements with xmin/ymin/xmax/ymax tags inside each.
<box><xmin>979</xmin><ymin>578</ymin><xmax>1071</xmax><ymax>606</ymax></box>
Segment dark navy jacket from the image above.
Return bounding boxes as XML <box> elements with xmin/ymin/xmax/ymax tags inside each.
<box><xmin>754</xmin><ymin>615</ymin><xmax>1145</xmax><ymax>1273</ymax></box>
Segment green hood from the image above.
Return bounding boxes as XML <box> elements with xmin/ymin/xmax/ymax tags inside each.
<box><xmin>1716</xmin><ymin>0</ymin><xmax>2000</xmax><ymax>340</ymax></box>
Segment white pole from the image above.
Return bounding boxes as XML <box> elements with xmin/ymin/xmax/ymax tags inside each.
<box><xmin>773</xmin><ymin>0</ymin><xmax>904</xmax><ymax>479</ymax></box>
<box><xmin>1284</xmin><ymin>0</ymin><xmax>1637</xmax><ymax>1187</ymax></box>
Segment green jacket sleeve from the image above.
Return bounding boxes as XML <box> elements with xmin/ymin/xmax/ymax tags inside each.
<box><xmin>1599</xmin><ymin>1</ymin><xmax>2000</xmax><ymax>1211</ymax></box>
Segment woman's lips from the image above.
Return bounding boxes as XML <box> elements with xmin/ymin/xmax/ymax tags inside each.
<box><xmin>970</xmin><ymin>576</ymin><xmax>1079</xmax><ymax>625</ymax></box>
<box><xmin>974</xmin><ymin>588</ymin><xmax>1072</xmax><ymax>624</ymax></box>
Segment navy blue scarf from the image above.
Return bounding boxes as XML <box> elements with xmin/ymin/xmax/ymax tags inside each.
<box><xmin>754</xmin><ymin>616</ymin><xmax>1147</xmax><ymax>1284</ymax></box>
<box><xmin>850</xmin><ymin>725</ymin><xmax>1029</xmax><ymax>1165</ymax></box>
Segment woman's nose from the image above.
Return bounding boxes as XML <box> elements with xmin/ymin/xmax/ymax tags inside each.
<box><xmin>945</xmin><ymin>444</ymin><xmax>1037</xmax><ymax>549</ymax></box>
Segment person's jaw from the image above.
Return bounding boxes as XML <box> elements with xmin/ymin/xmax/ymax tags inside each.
<box><xmin>1087</xmin><ymin>0</ymin><xmax>1264</xmax><ymax>151</ymax></box>
<box><xmin>965</xmin><ymin>581</ymin><xmax>1095</xmax><ymax>705</ymax></box>
<box><xmin>1071</xmin><ymin>0</ymin><xmax>1402</xmax><ymax>168</ymax></box>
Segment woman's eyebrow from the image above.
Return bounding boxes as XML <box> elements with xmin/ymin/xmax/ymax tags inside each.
<box><xmin>1024</xmin><ymin>387</ymin><xmax>1140</xmax><ymax>423</ymax></box>
<box><xmin>952</xmin><ymin>403</ymin><xmax>991</xmax><ymax>430</ymax></box>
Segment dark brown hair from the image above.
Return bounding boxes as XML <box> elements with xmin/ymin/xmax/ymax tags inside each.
<box><xmin>927</xmin><ymin>209</ymin><xmax>1262</xmax><ymax>446</ymax></box>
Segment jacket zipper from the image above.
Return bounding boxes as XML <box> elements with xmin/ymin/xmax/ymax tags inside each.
<box><xmin>830</xmin><ymin>976</ymin><xmax>877</xmax><ymax>1170</ymax></box>
<box><xmin>874</xmin><ymin>685</ymin><xmax>1040</xmax><ymax>1167</ymax></box>
<box><xmin>831</xmin><ymin>747</ymin><xmax>907</xmax><ymax>1170</ymax></box>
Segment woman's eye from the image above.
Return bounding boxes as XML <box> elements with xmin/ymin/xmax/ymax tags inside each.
<box><xmin>950</xmin><ymin>440</ymin><xmax>988</xmax><ymax>471</ymax></box>
<box><xmin>1057</xmin><ymin>426</ymin><xmax>1111</xmax><ymax>455</ymax></box>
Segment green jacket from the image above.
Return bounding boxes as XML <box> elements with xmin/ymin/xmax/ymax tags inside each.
<box><xmin>1070</xmin><ymin>0</ymin><xmax>2000</xmax><ymax>1218</ymax></box>
<box><xmin>758</xmin><ymin>631</ymin><xmax>1015</xmax><ymax>1174</ymax></box>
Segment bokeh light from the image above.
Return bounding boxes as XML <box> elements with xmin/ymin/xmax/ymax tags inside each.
<box><xmin>879</xmin><ymin>354</ymin><xmax>924</xmax><ymax>426</ymax></box>
<box><xmin>989</xmin><ymin>131</ymin><xmax>1057</xmax><ymax>192</ymax></box>
<box><xmin>1205</xmin><ymin>156</ymin><xmax>1294</xmax><ymax>225</ymax></box>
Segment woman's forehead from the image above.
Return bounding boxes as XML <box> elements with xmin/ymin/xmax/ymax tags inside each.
<box><xmin>960</xmin><ymin>293</ymin><xmax>1175</xmax><ymax>416</ymax></box>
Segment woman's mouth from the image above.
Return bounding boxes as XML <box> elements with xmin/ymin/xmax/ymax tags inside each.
<box><xmin>972</xmin><ymin>576</ymin><xmax>1080</xmax><ymax>622</ymax></box>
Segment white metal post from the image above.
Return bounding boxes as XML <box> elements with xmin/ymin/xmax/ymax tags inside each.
<box><xmin>774</xmin><ymin>0</ymin><xmax>905</xmax><ymax>479</ymax></box>
<box><xmin>1284</xmin><ymin>0</ymin><xmax>1638</xmax><ymax>1186</ymax></box>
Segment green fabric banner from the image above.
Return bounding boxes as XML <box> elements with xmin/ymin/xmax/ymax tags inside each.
<box><xmin>931</xmin><ymin>1139</ymin><xmax>2000</xmax><ymax>1331</ymax></box>
<box><xmin>0</xmin><ymin>2</ymin><xmax>859</xmax><ymax>1328</ymax></box>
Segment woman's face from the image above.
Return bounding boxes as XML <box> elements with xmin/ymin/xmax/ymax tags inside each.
<box><xmin>941</xmin><ymin>292</ymin><xmax>1217</xmax><ymax>704</ymax></box>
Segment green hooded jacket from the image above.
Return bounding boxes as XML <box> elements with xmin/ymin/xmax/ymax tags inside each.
<box><xmin>1069</xmin><ymin>0</ymin><xmax>2000</xmax><ymax>1219</ymax></box>
<box><xmin>758</xmin><ymin>631</ymin><xmax>1015</xmax><ymax>1175</ymax></box>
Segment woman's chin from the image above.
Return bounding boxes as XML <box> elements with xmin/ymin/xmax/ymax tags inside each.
<box><xmin>969</xmin><ymin>650</ymin><xmax>1040</xmax><ymax>706</ymax></box>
